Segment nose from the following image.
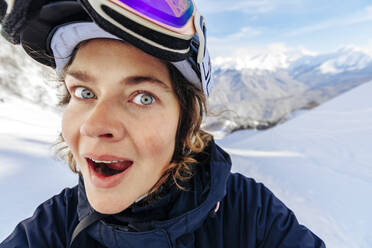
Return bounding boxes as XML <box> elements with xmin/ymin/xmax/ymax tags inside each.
<box><xmin>80</xmin><ymin>101</ymin><xmax>125</xmax><ymax>141</ymax></box>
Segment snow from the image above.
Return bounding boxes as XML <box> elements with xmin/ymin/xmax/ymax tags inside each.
<box><xmin>213</xmin><ymin>43</ymin><xmax>300</xmax><ymax>71</ymax></box>
<box><xmin>216</xmin><ymin>80</ymin><xmax>372</xmax><ymax>248</ymax></box>
<box><xmin>319</xmin><ymin>46</ymin><xmax>372</xmax><ymax>74</ymax></box>
<box><xmin>1</xmin><ymin>81</ymin><xmax>372</xmax><ymax>247</ymax></box>
<box><xmin>0</xmin><ymin>97</ymin><xmax>77</xmax><ymax>239</ymax></box>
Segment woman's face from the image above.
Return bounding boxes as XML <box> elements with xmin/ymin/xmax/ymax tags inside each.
<box><xmin>62</xmin><ymin>39</ymin><xmax>180</xmax><ymax>214</ymax></box>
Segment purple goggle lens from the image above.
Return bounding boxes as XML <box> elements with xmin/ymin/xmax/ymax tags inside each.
<box><xmin>113</xmin><ymin>0</ymin><xmax>194</xmax><ymax>28</ymax></box>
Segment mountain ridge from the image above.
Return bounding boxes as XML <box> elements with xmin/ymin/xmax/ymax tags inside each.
<box><xmin>206</xmin><ymin>45</ymin><xmax>372</xmax><ymax>135</ymax></box>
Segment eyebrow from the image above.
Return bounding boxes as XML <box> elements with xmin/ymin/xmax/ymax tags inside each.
<box><xmin>66</xmin><ymin>70</ymin><xmax>171</xmax><ymax>90</ymax></box>
<box><xmin>66</xmin><ymin>70</ymin><xmax>93</xmax><ymax>82</ymax></box>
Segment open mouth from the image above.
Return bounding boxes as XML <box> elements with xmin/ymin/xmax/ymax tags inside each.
<box><xmin>86</xmin><ymin>158</ymin><xmax>133</xmax><ymax>178</ymax></box>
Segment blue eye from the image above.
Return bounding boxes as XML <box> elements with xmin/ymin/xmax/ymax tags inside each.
<box><xmin>74</xmin><ymin>87</ymin><xmax>95</xmax><ymax>99</ymax></box>
<box><xmin>133</xmin><ymin>93</ymin><xmax>155</xmax><ymax>105</ymax></box>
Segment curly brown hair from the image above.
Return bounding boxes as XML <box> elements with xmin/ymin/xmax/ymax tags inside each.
<box><xmin>54</xmin><ymin>40</ymin><xmax>213</xmax><ymax>197</ymax></box>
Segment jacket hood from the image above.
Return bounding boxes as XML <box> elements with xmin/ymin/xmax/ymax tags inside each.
<box><xmin>76</xmin><ymin>141</ymin><xmax>232</xmax><ymax>247</ymax></box>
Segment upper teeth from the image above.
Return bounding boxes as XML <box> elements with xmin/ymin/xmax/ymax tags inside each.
<box><xmin>91</xmin><ymin>159</ymin><xmax>120</xmax><ymax>164</ymax></box>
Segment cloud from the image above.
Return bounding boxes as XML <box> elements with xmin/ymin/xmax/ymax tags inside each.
<box><xmin>195</xmin><ymin>0</ymin><xmax>298</xmax><ymax>14</ymax></box>
<box><xmin>285</xmin><ymin>5</ymin><xmax>372</xmax><ymax>36</ymax></box>
<box><xmin>208</xmin><ymin>26</ymin><xmax>262</xmax><ymax>42</ymax></box>
<box><xmin>203</xmin><ymin>3</ymin><xmax>372</xmax><ymax>57</ymax></box>
<box><xmin>207</xmin><ymin>26</ymin><xmax>263</xmax><ymax>56</ymax></box>
<box><xmin>225</xmin><ymin>26</ymin><xmax>262</xmax><ymax>39</ymax></box>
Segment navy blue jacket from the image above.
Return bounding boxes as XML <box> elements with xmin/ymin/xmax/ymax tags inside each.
<box><xmin>1</xmin><ymin>142</ymin><xmax>325</xmax><ymax>247</ymax></box>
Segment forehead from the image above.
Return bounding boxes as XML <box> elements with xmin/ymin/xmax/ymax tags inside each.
<box><xmin>67</xmin><ymin>39</ymin><xmax>172</xmax><ymax>88</ymax></box>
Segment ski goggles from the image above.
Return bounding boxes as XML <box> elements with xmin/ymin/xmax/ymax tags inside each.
<box><xmin>79</xmin><ymin>0</ymin><xmax>207</xmax><ymax>64</ymax></box>
<box><xmin>109</xmin><ymin>0</ymin><xmax>194</xmax><ymax>31</ymax></box>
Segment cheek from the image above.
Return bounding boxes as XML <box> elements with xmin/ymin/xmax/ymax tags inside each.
<box><xmin>139</xmin><ymin>114</ymin><xmax>179</xmax><ymax>161</ymax></box>
<box><xmin>144</xmin><ymin>133</ymin><xmax>174</xmax><ymax>158</ymax></box>
<box><xmin>61</xmin><ymin>106</ymin><xmax>80</xmax><ymax>150</ymax></box>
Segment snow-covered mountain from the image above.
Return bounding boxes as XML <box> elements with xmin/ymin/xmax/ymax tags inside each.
<box><xmin>206</xmin><ymin>45</ymin><xmax>372</xmax><ymax>135</ymax></box>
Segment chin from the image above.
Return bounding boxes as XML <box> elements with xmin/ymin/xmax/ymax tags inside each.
<box><xmin>86</xmin><ymin>192</ymin><xmax>132</xmax><ymax>215</ymax></box>
<box><xmin>90</xmin><ymin>200</ymin><xmax>130</xmax><ymax>215</ymax></box>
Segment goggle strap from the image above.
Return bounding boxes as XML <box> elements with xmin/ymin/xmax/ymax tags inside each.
<box><xmin>4</xmin><ymin>0</ymin><xmax>15</xmax><ymax>15</ymax></box>
<box><xmin>194</xmin><ymin>11</ymin><xmax>206</xmax><ymax>64</ymax></box>
<box><xmin>200</xmin><ymin>49</ymin><xmax>213</xmax><ymax>96</ymax></box>
<box><xmin>194</xmin><ymin>11</ymin><xmax>212</xmax><ymax>95</ymax></box>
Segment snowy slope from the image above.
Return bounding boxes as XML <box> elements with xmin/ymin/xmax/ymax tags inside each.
<box><xmin>217</xmin><ymin>81</ymin><xmax>372</xmax><ymax>248</ymax></box>
<box><xmin>0</xmin><ymin>96</ymin><xmax>76</xmax><ymax>240</ymax></box>
<box><xmin>1</xmin><ymin>80</ymin><xmax>371</xmax><ymax>247</ymax></box>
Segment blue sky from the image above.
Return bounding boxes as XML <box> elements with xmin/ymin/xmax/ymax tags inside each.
<box><xmin>194</xmin><ymin>0</ymin><xmax>372</xmax><ymax>57</ymax></box>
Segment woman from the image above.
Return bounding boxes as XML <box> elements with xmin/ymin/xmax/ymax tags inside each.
<box><xmin>0</xmin><ymin>1</ymin><xmax>325</xmax><ymax>247</ymax></box>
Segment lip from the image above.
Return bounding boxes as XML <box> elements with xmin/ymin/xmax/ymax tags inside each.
<box><xmin>83</xmin><ymin>153</ymin><xmax>132</xmax><ymax>162</ymax></box>
<box><xmin>83</xmin><ymin>154</ymin><xmax>133</xmax><ymax>189</ymax></box>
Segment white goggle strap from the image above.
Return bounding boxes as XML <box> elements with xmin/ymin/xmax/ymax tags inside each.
<box><xmin>200</xmin><ymin>48</ymin><xmax>213</xmax><ymax>96</ymax></box>
<box><xmin>194</xmin><ymin>11</ymin><xmax>213</xmax><ymax>96</ymax></box>
<box><xmin>4</xmin><ymin>0</ymin><xmax>15</xmax><ymax>14</ymax></box>
<box><xmin>194</xmin><ymin>10</ymin><xmax>205</xmax><ymax>64</ymax></box>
